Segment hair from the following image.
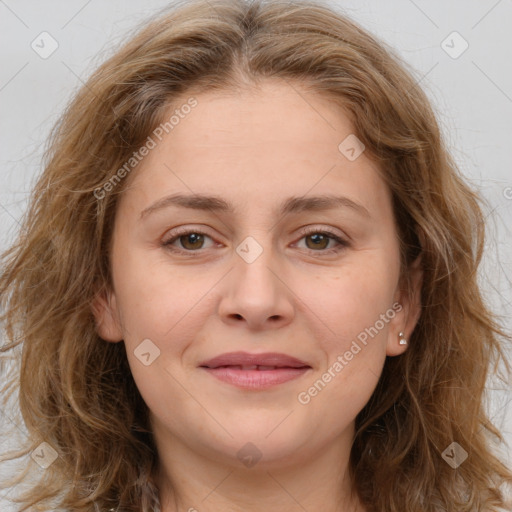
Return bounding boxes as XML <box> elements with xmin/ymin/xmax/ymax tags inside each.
<box><xmin>1</xmin><ymin>0</ymin><xmax>511</xmax><ymax>510</ymax></box>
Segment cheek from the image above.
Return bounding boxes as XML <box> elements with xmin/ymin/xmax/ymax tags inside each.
<box><xmin>112</xmin><ymin>246</ymin><xmax>208</xmax><ymax>342</ymax></box>
<box><xmin>295</xmin><ymin>261</ymin><xmax>393</xmax><ymax>424</ymax></box>
<box><xmin>296</xmin><ymin>350</ymin><xmax>383</xmax><ymax>442</ymax></box>
<box><xmin>295</xmin><ymin>254</ymin><xmax>398</xmax><ymax>351</ymax></box>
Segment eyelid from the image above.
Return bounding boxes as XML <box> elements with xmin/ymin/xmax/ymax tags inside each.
<box><xmin>162</xmin><ymin>225</ymin><xmax>215</xmax><ymax>241</ymax></box>
<box><xmin>296</xmin><ymin>224</ymin><xmax>348</xmax><ymax>241</ymax></box>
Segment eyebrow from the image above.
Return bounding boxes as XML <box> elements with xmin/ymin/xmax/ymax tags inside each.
<box><xmin>139</xmin><ymin>193</ymin><xmax>371</xmax><ymax>220</ymax></box>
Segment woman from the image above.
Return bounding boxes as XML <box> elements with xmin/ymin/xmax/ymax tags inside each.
<box><xmin>1</xmin><ymin>0</ymin><xmax>511</xmax><ymax>510</ymax></box>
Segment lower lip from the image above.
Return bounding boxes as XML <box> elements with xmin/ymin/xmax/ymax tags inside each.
<box><xmin>201</xmin><ymin>367</ymin><xmax>310</xmax><ymax>389</ymax></box>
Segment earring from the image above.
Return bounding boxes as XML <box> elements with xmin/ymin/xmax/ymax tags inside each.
<box><xmin>399</xmin><ymin>332</ymin><xmax>407</xmax><ymax>345</ymax></box>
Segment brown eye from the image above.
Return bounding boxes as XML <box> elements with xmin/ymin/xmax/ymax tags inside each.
<box><xmin>178</xmin><ymin>233</ymin><xmax>205</xmax><ymax>250</ymax></box>
<box><xmin>295</xmin><ymin>228</ymin><xmax>350</xmax><ymax>255</ymax></box>
<box><xmin>304</xmin><ymin>233</ymin><xmax>331</xmax><ymax>250</ymax></box>
<box><xmin>163</xmin><ymin>230</ymin><xmax>215</xmax><ymax>253</ymax></box>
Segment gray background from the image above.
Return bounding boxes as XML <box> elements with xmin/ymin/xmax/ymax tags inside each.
<box><xmin>1</xmin><ymin>0</ymin><xmax>511</xmax><ymax>509</ymax></box>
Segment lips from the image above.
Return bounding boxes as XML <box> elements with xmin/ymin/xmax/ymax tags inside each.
<box><xmin>198</xmin><ymin>352</ymin><xmax>311</xmax><ymax>389</ymax></box>
<box><xmin>198</xmin><ymin>351</ymin><xmax>311</xmax><ymax>370</ymax></box>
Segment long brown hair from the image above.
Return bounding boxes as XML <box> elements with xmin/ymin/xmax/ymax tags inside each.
<box><xmin>1</xmin><ymin>0</ymin><xmax>511</xmax><ymax>510</ymax></box>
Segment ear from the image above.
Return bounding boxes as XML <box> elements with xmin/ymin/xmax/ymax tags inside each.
<box><xmin>386</xmin><ymin>253</ymin><xmax>423</xmax><ymax>356</ymax></box>
<box><xmin>91</xmin><ymin>287</ymin><xmax>124</xmax><ymax>343</ymax></box>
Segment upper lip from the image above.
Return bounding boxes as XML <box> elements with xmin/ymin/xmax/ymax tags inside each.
<box><xmin>199</xmin><ymin>351</ymin><xmax>311</xmax><ymax>369</ymax></box>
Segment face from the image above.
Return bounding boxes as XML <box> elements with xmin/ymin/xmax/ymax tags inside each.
<box><xmin>92</xmin><ymin>79</ymin><xmax>421</xmax><ymax>471</ymax></box>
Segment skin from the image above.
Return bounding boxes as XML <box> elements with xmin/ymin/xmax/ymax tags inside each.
<box><xmin>92</xmin><ymin>78</ymin><xmax>422</xmax><ymax>512</ymax></box>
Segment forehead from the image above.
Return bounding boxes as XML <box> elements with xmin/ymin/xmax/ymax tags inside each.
<box><xmin>118</xmin><ymin>80</ymin><xmax>391</xmax><ymax>220</ymax></box>
<box><xmin>166</xmin><ymin>80</ymin><xmax>352</xmax><ymax>152</ymax></box>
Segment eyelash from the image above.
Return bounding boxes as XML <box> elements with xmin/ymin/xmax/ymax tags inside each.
<box><xmin>161</xmin><ymin>226</ymin><xmax>350</xmax><ymax>257</ymax></box>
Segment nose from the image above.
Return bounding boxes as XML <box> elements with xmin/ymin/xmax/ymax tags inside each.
<box><xmin>217</xmin><ymin>238</ymin><xmax>295</xmax><ymax>331</ymax></box>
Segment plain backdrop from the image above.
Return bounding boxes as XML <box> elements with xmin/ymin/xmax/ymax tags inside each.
<box><xmin>1</xmin><ymin>0</ymin><xmax>511</xmax><ymax>509</ymax></box>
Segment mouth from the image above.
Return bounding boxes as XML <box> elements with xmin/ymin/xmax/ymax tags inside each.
<box><xmin>198</xmin><ymin>352</ymin><xmax>312</xmax><ymax>389</ymax></box>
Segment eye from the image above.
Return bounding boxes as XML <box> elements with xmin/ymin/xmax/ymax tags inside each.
<box><xmin>162</xmin><ymin>227</ymin><xmax>216</xmax><ymax>254</ymax></box>
<box><xmin>294</xmin><ymin>227</ymin><xmax>350</xmax><ymax>255</ymax></box>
